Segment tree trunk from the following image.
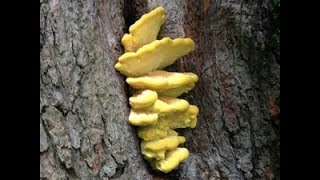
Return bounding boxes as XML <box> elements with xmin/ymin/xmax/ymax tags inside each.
<box><xmin>40</xmin><ymin>0</ymin><xmax>280</xmax><ymax>179</ymax></box>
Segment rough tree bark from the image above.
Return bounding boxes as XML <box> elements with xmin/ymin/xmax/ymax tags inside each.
<box><xmin>40</xmin><ymin>0</ymin><xmax>280</xmax><ymax>179</ymax></box>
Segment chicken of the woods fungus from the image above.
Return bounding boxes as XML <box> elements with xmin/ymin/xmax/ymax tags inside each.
<box><xmin>114</xmin><ymin>6</ymin><xmax>199</xmax><ymax>173</ymax></box>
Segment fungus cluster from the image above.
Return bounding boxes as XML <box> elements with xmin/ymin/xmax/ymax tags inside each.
<box><xmin>115</xmin><ymin>6</ymin><xmax>199</xmax><ymax>173</ymax></box>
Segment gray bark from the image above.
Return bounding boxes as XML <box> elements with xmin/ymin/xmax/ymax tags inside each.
<box><xmin>40</xmin><ymin>0</ymin><xmax>280</xmax><ymax>179</ymax></box>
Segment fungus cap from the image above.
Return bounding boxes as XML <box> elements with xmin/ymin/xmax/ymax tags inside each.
<box><xmin>129</xmin><ymin>109</ymin><xmax>158</xmax><ymax>126</ymax></box>
<box><xmin>141</xmin><ymin>135</ymin><xmax>186</xmax><ymax>151</ymax></box>
<box><xmin>122</xmin><ymin>6</ymin><xmax>165</xmax><ymax>52</ymax></box>
<box><xmin>155</xmin><ymin>148</ymin><xmax>189</xmax><ymax>173</ymax></box>
<box><xmin>152</xmin><ymin>96</ymin><xmax>190</xmax><ymax>114</ymax></box>
<box><xmin>138</xmin><ymin>126</ymin><xmax>178</xmax><ymax>141</ymax></box>
<box><xmin>129</xmin><ymin>90</ymin><xmax>158</xmax><ymax>109</ymax></box>
<box><xmin>116</xmin><ymin>38</ymin><xmax>195</xmax><ymax>77</ymax></box>
<box><xmin>126</xmin><ymin>70</ymin><xmax>198</xmax><ymax>97</ymax></box>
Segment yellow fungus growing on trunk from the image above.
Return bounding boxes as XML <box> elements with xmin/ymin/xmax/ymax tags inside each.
<box><xmin>157</xmin><ymin>83</ymin><xmax>196</xmax><ymax>97</ymax></box>
<box><xmin>157</xmin><ymin>105</ymin><xmax>199</xmax><ymax>129</ymax></box>
<box><xmin>126</xmin><ymin>70</ymin><xmax>198</xmax><ymax>97</ymax></box>
<box><xmin>115</xmin><ymin>38</ymin><xmax>195</xmax><ymax>77</ymax></box>
<box><xmin>128</xmin><ymin>109</ymin><xmax>158</xmax><ymax>126</ymax></box>
<box><xmin>153</xmin><ymin>96</ymin><xmax>190</xmax><ymax>114</ymax></box>
<box><xmin>121</xmin><ymin>6</ymin><xmax>165</xmax><ymax>52</ymax></box>
<box><xmin>141</xmin><ymin>148</ymin><xmax>167</xmax><ymax>160</ymax></box>
<box><xmin>154</xmin><ymin>148</ymin><xmax>189</xmax><ymax>173</ymax></box>
<box><xmin>138</xmin><ymin>127</ymin><xmax>178</xmax><ymax>141</ymax></box>
<box><xmin>141</xmin><ymin>136</ymin><xmax>186</xmax><ymax>151</ymax></box>
<box><xmin>129</xmin><ymin>90</ymin><xmax>190</xmax><ymax>113</ymax></box>
<box><xmin>114</xmin><ymin>6</ymin><xmax>200</xmax><ymax>173</ymax></box>
<box><xmin>129</xmin><ymin>90</ymin><xmax>158</xmax><ymax>109</ymax></box>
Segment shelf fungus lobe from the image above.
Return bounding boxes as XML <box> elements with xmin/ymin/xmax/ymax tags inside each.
<box><xmin>128</xmin><ymin>109</ymin><xmax>158</xmax><ymax>126</ymax></box>
<box><xmin>115</xmin><ymin>38</ymin><xmax>195</xmax><ymax>77</ymax></box>
<box><xmin>141</xmin><ymin>136</ymin><xmax>186</xmax><ymax>151</ymax></box>
<box><xmin>126</xmin><ymin>70</ymin><xmax>198</xmax><ymax>97</ymax></box>
<box><xmin>141</xmin><ymin>136</ymin><xmax>186</xmax><ymax>160</ymax></box>
<box><xmin>129</xmin><ymin>90</ymin><xmax>158</xmax><ymax>109</ymax></box>
<box><xmin>154</xmin><ymin>148</ymin><xmax>189</xmax><ymax>173</ymax></box>
<box><xmin>122</xmin><ymin>6</ymin><xmax>165</xmax><ymax>52</ymax></box>
<box><xmin>130</xmin><ymin>89</ymin><xmax>190</xmax><ymax>114</ymax></box>
<box><xmin>138</xmin><ymin>127</ymin><xmax>178</xmax><ymax>141</ymax></box>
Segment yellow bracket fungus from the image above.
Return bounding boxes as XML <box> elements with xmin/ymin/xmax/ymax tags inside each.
<box><xmin>129</xmin><ymin>90</ymin><xmax>158</xmax><ymax>109</ymax></box>
<box><xmin>141</xmin><ymin>136</ymin><xmax>186</xmax><ymax>151</ymax></box>
<box><xmin>126</xmin><ymin>70</ymin><xmax>198</xmax><ymax>97</ymax></box>
<box><xmin>122</xmin><ymin>6</ymin><xmax>165</xmax><ymax>52</ymax></box>
<box><xmin>115</xmin><ymin>38</ymin><xmax>195</xmax><ymax>77</ymax></box>
<box><xmin>154</xmin><ymin>148</ymin><xmax>189</xmax><ymax>173</ymax></box>
<box><xmin>156</xmin><ymin>83</ymin><xmax>196</xmax><ymax>97</ymax></box>
<box><xmin>128</xmin><ymin>109</ymin><xmax>158</xmax><ymax>126</ymax></box>
<box><xmin>138</xmin><ymin>127</ymin><xmax>178</xmax><ymax>141</ymax></box>
<box><xmin>137</xmin><ymin>105</ymin><xmax>198</xmax><ymax>140</ymax></box>
<box><xmin>141</xmin><ymin>148</ymin><xmax>167</xmax><ymax>160</ymax></box>
<box><xmin>157</xmin><ymin>105</ymin><xmax>199</xmax><ymax>129</ymax></box>
<box><xmin>140</xmin><ymin>136</ymin><xmax>185</xmax><ymax>160</ymax></box>
<box><xmin>130</xmin><ymin>90</ymin><xmax>190</xmax><ymax>114</ymax></box>
<box><xmin>114</xmin><ymin>6</ymin><xmax>200</xmax><ymax>173</ymax></box>
<box><xmin>153</xmin><ymin>96</ymin><xmax>190</xmax><ymax>114</ymax></box>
